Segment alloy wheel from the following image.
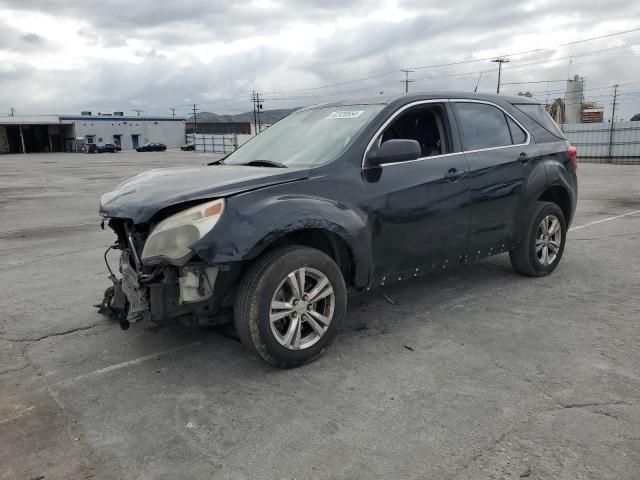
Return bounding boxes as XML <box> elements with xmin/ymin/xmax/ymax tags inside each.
<box><xmin>269</xmin><ymin>267</ymin><xmax>335</xmax><ymax>350</ymax></box>
<box><xmin>536</xmin><ymin>214</ymin><xmax>562</xmax><ymax>266</ymax></box>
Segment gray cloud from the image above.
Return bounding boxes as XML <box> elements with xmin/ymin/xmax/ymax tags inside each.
<box><xmin>0</xmin><ymin>22</ymin><xmax>49</xmax><ymax>52</ymax></box>
<box><xmin>0</xmin><ymin>0</ymin><xmax>639</xmax><ymax>119</ymax></box>
<box><xmin>20</xmin><ymin>32</ymin><xmax>46</xmax><ymax>45</ymax></box>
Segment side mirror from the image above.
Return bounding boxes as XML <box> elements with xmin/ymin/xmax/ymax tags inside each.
<box><xmin>366</xmin><ymin>139</ymin><xmax>421</xmax><ymax>167</ymax></box>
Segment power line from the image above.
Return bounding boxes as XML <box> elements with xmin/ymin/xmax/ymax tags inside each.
<box><xmin>502</xmin><ymin>79</ymin><xmax>567</xmax><ymax>85</ymax></box>
<box><xmin>133</xmin><ymin>109</ymin><xmax>144</xmax><ymax>116</ymax></box>
<box><xmin>77</xmin><ymin>29</ymin><xmax>640</xmax><ymax>116</ymax></box>
<box><xmin>409</xmin><ymin>27</ymin><xmax>640</xmax><ymax>71</ymax></box>
<box><xmin>260</xmin><ymin>26</ymin><xmax>640</xmax><ymax>98</ymax></box>
<box><xmin>284</xmin><ymin>44</ymin><xmax>638</xmax><ymax>100</ymax></box>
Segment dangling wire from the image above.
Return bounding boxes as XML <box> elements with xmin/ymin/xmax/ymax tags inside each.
<box><xmin>104</xmin><ymin>245</ymin><xmax>116</xmax><ymax>278</ymax></box>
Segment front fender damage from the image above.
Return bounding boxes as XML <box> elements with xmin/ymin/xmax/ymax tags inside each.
<box><xmin>96</xmin><ymin>219</ymin><xmax>229</xmax><ymax>329</ymax></box>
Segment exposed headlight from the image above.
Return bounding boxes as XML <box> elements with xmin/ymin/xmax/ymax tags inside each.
<box><xmin>141</xmin><ymin>199</ymin><xmax>225</xmax><ymax>265</ymax></box>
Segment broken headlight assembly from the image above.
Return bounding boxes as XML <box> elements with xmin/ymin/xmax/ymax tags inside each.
<box><xmin>141</xmin><ymin>199</ymin><xmax>225</xmax><ymax>265</ymax></box>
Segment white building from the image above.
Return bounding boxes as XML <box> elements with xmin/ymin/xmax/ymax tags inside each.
<box><xmin>0</xmin><ymin>112</ymin><xmax>186</xmax><ymax>154</ymax></box>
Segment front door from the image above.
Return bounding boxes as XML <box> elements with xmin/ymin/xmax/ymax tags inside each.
<box><xmin>452</xmin><ymin>101</ymin><xmax>535</xmax><ymax>257</ymax></box>
<box><xmin>365</xmin><ymin>103</ymin><xmax>471</xmax><ymax>284</ymax></box>
<box><xmin>131</xmin><ymin>134</ymin><xmax>140</xmax><ymax>149</ymax></box>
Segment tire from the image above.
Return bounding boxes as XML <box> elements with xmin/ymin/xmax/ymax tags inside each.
<box><xmin>510</xmin><ymin>201</ymin><xmax>567</xmax><ymax>276</ymax></box>
<box><xmin>234</xmin><ymin>245</ymin><xmax>347</xmax><ymax>368</ymax></box>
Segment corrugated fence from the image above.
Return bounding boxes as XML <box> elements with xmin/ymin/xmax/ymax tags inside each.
<box><xmin>186</xmin><ymin>133</ymin><xmax>253</xmax><ymax>154</ymax></box>
<box><xmin>561</xmin><ymin>121</ymin><xmax>640</xmax><ymax>164</ymax></box>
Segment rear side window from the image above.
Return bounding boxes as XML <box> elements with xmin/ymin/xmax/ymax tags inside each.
<box><xmin>507</xmin><ymin>116</ymin><xmax>527</xmax><ymax>144</ymax></box>
<box><xmin>513</xmin><ymin>103</ymin><xmax>564</xmax><ymax>138</ymax></box>
<box><xmin>454</xmin><ymin>102</ymin><xmax>513</xmax><ymax>150</ymax></box>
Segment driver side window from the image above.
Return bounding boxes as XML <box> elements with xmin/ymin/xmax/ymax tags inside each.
<box><xmin>377</xmin><ymin>104</ymin><xmax>450</xmax><ymax>158</ymax></box>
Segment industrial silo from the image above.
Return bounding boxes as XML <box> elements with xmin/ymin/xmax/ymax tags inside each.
<box><xmin>564</xmin><ymin>75</ymin><xmax>584</xmax><ymax>124</ymax></box>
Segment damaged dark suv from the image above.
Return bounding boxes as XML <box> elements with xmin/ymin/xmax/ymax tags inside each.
<box><xmin>98</xmin><ymin>92</ymin><xmax>577</xmax><ymax>367</ymax></box>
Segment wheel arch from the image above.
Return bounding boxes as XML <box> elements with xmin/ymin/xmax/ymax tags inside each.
<box><xmin>513</xmin><ymin>157</ymin><xmax>576</xmax><ymax>246</ymax></box>
<box><xmin>537</xmin><ymin>185</ymin><xmax>572</xmax><ymax>225</ymax></box>
<box><xmin>247</xmin><ymin>227</ymin><xmax>359</xmax><ymax>287</ymax></box>
<box><xmin>190</xmin><ymin>188</ymin><xmax>373</xmax><ymax>288</ymax></box>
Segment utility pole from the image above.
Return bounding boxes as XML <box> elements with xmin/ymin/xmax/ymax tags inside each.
<box><xmin>251</xmin><ymin>91</ymin><xmax>258</xmax><ymax>135</ymax></box>
<box><xmin>170</xmin><ymin>107</ymin><xmax>176</xmax><ymax>118</ymax></box>
<box><xmin>608</xmin><ymin>84</ymin><xmax>619</xmax><ymax>163</ymax></box>
<box><xmin>400</xmin><ymin>69</ymin><xmax>414</xmax><ymax>94</ymax></box>
<box><xmin>256</xmin><ymin>92</ymin><xmax>263</xmax><ymax>133</ymax></box>
<box><xmin>491</xmin><ymin>58</ymin><xmax>509</xmax><ymax>94</ymax></box>
<box><xmin>133</xmin><ymin>109</ymin><xmax>144</xmax><ymax>116</ymax></box>
<box><xmin>9</xmin><ymin>107</ymin><xmax>15</xmax><ymax>116</ymax></box>
<box><xmin>252</xmin><ymin>91</ymin><xmax>264</xmax><ymax>134</ymax></box>
<box><xmin>192</xmin><ymin>104</ymin><xmax>199</xmax><ymax>135</ymax></box>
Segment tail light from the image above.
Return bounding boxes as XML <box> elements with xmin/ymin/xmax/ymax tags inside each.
<box><xmin>568</xmin><ymin>144</ymin><xmax>578</xmax><ymax>171</ymax></box>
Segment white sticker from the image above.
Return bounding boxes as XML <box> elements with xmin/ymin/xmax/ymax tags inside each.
<box><xmin>326</xmin><ymin>110</ymin><xmax>364</xmax><ymax>119</ymax></box>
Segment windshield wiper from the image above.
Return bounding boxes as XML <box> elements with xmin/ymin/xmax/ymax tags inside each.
<box><xmin>241</xmin><ymin>160</ymin><xmax>287</xmax><ymax>168</ymax></box>
<box><xmin>207</xmin><ymin>153</ymin><xmax>230</xmax><ymax>166</ymax></box>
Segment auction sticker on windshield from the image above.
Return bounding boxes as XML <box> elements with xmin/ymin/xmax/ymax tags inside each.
<box><xmin>326</xmin><ymin>110</ymin><xmax>364</xmax><ymax>119</ymax></box>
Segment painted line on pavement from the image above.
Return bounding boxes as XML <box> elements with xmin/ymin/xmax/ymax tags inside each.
<box><xmin>569</xmin><ymin>210</ymin><xmax>640</xmax><ymax>232</ymax></box>
<box><xmin>0</xmin><ymin>221</ymin><xmax>100</xmax><ymax>236</ymax></box>
<box><xmin>58</xmin><ymin>342</ymin><xmax>201</xmax><ymax>387</ymax></box>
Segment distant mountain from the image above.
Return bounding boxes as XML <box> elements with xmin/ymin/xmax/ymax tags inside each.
<box><xmin>188</xmin><ymin>108</ymin><xmax>297</xmax><ymax>124</ymax></box>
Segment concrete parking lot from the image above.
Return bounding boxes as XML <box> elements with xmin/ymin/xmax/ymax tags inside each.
<box><xmin>1</xmin><ymin>151</ymin><xmax>639</xmax><ymax>480</ymax></box>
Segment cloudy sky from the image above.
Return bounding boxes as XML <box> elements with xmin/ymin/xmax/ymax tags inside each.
<box><xmin>1</xmin><ymin>0</ymin><xmax>639</xmax><ymax>119</ymax></box>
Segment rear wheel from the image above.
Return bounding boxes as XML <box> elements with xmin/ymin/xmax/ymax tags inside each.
<box><xmin>510</xmin><ymin>201</ymin><xmax>567</xmax><ymax>276</ymax></box>
<box><xmin>234</xmin><ymin>246</ymin><xmax>346</xmax><ymax>368</ymax></box>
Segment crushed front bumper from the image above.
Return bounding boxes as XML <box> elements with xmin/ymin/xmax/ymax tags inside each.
<box><xmin>98</xmin><ymin>247</ymin><xmax>226</xmax><ymax>328</ymax></box>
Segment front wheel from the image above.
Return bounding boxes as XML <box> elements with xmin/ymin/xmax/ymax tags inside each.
<box><xmin>510</xmin><ymin>201</ymin><xmax>567</xmax><ymax>276</ymax></box>
<box><xmin>234</xmin><ymin>246</ymin><xmax>347</xmax><ymax>368</ymax></box>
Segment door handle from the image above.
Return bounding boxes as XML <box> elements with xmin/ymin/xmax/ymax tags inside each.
<box><xmin>444</xmin><ymin>168</ymin><xmax>465</xmax><ymax>181</ymax></box>
<box><xmin>519</xmin><ymin>152</ymin><xmax>533</xmax><ymax>164</ymax></box>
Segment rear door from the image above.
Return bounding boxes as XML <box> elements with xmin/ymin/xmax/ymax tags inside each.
<box><xmin>452</xmin><ymin>100</ymin><xmax>536</xmax><ymax>258</ymax></box>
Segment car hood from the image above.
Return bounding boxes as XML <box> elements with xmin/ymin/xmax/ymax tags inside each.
<box><xmin>99</xmin><ymin>164</ymin><xmax>310</xmax><ymax>223</ymax></box>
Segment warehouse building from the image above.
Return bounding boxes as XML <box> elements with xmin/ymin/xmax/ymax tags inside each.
<box><xmin>0</xmin><ymin>112</ymin><xmax>186</xmax><ymax>154</ymax></box>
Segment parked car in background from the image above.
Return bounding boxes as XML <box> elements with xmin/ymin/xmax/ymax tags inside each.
<box><xmin>181</xmin><ymin>143</ymin><xmax>195</xmax><ymax>151</ymax></box>
<box><xmin>95</xmin><ymin>143</ymin><xmax>119</xmax><ymax>153</ymax></box>
<box><xmin>98</xmin><ymin>92</ymin><xmax>578</xmax><ymax>368</ymax></box>
<box><xmin>631</xmin><ymin>113</ymin><xmax>640</xmax><ymax>121</ymax></box>
<box><xmin>136</xmin><ymin>143</ymin><xmax>167</xmax><ymax>152</ymax></box>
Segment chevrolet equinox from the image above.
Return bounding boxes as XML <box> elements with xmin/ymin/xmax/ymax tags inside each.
<box><xmin>98</xmin><ymin>92</ymin><xmax>578</xmax><ymax>367</ymax></box>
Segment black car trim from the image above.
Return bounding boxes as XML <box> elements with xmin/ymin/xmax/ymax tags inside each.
<box><xmin>362</xmin><ymin>98</ymin><xmax>532</xmax><ymax>168</ymax></box>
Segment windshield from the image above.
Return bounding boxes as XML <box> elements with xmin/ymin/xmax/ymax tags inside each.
<box><xmin>223</xmin><ymin>105</ymin><xmax>383</xmax><ymax>167</ymax></box>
